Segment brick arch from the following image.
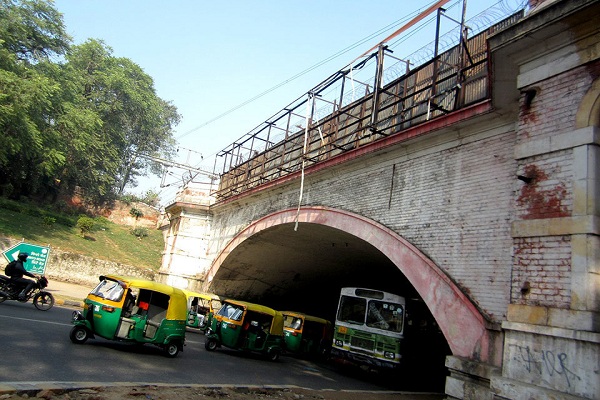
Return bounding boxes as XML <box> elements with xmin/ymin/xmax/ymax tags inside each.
<box><xmin>206</xmin><ymin>206</ymin><xmax>493</xmax><ymax>362</ymax></box>
<box><xmin>576</xmin><ymin>77</ymin><xmax>600</xmax><ymax>128</ymax></box>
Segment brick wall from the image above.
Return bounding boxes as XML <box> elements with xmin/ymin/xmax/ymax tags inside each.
<box><xmin>516</xmin><ymin>150</ymin><xmax>573</xmax><ymax>220</ymax></box>
<box><xmin>512</xmin><ymin>62</ymin><xmax>600</xmax><ymax>311</ymax></box>
<box><xmin>209</xmin><ymin>118</ymin><xmax>517</xmax><ymax>322</ymax></box>
<box><xmin>517</xmin><ymin>65</ymin><xmax>596</xmax><ymax>142</ymax></box>
<box><xmin>512</xmin><ymin>235</ymin><xmax>571</xmax><ymax>308</ymax></box>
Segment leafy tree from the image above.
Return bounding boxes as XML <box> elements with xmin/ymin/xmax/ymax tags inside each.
<box><xmin>0</xmin><ymin>1</ymin><xmax>180</xmax><ymax>206</ymax></box>
<box><xmin>0</xmin><ymin>0</ymin><xmax>70</xmax><ymax>64</ymax></box>
<box><xmin>62</xmin><ymin>40</ymin><xmax>180</xmax><ymax>199</ymax></box>
<box><xmin>0</xmin><ymin>0</ymin><xmax>70</xmax><ymax>199</ymax></box>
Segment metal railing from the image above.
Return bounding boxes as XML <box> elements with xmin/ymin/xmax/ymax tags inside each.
<box><xmin>213</xmin><ymin>10</ymin><xmax>524</xmax><ymax>201</ymax></box>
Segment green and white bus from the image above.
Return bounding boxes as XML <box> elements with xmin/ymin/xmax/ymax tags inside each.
<box><xmin>331</xmin><ymin>287</ymin><xmax>405</xmax><ymax>369</ymax></box>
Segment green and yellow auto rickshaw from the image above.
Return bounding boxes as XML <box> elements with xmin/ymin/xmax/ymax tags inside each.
<box><xmin>182</xmin><ymin>289</ymin><xmax>223</xmax><ymax>332</ymax></box>
<box><xmin>69</xmin><ymin>275</ymin><xmax>188</xmax><ymax>357</ymax></box>
<box><xmin>204</xmin><ymin>299</ymin><xmax>284</xmax><ymax>361</ymax></box>
<box><xmin>281</xmin><ymin>311</ymin><xmax>333</xmax><ymax>358</ymax></box>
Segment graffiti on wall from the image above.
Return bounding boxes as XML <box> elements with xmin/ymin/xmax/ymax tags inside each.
<box><xmin>508</xmin><ymin>344</ymin><xmax>582</xmax><ymax>388</ymax></box>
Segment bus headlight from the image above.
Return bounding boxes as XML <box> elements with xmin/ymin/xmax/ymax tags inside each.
<box><xmin>335</xmin><ymin>339</ymin><xmax>343</xmax><ymax>347</ymax></box>
<box><xmin>384</xmin><ymin>351</ymin><xmax>395</xmax><ymax>359</ymax></box>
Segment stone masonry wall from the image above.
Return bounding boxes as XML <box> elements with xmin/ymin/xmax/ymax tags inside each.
<box><xmin>0</xmin><ymin>236</ymin><xmax>154</xmax><ymax>287</ymax></box>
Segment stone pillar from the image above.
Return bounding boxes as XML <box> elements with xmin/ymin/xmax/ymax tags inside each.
<box><xmin>158</xmin><ymin>187</ymin><xmax>214</xmax><ymax>291</ymax></box>
<box><xmin>488</xmin><ymin>1</ymin><xmax>600</xmax><ymax>398</ymax></box>
<box><xmin>445</xmin><ymin>356</ymin><xmax>500</xmax><ymax>400</ymax></box>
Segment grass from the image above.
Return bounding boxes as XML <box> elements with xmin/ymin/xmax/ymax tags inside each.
<box><xmin>0</xmin><ymin>198</ymin><xmax>164</xmax><ymax>270</ymax></box>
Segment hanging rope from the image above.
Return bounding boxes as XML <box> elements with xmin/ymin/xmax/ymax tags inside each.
<box><xmin>294</xmin><ymin>93</ymin><xmax>313</xmax><ymax>231</ymax></box>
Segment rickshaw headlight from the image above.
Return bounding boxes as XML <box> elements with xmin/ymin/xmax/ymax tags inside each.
<box><xmin>101</xmin><ymin>305</ymin><xmax>115</xmax><ymax>312</ymax></box>
<box><xmin>384</xmin><ymin>351</ymin><xmax>395</xmax><ymax>359</ymax></box>
<box><xmin>72</xmin><ymin>310</ymin><xmax>84</xmax><ymax>321</ymax></box>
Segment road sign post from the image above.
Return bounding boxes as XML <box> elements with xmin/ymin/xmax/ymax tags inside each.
<box><xmin>2</xmin><ymin>242</ymin><xmax>50</xmax><ymax>274</ymax></box>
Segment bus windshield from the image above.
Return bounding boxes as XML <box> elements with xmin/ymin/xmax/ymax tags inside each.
<box><xmin>366</xmin><ymin>300</ymin><xmax>404</xmax><ymax>332</ymax></box>
<box><xmin>337</xmin><ymin>295</ymin><xmax>367</xmax><ymax>325</ymax></box>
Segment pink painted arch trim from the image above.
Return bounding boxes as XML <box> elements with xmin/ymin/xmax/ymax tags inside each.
<box><xmin>206</xmin><ymin>206</ymin><xmax>491</xmax><ymax>362</ymax></box>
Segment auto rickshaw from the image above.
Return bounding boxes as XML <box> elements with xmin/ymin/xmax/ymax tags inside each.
<box><xmin>182</xmin><ymin>289</ymin><xmax>223</xmax><ymax>332</ymax></box>
<box><xmin>69</xmin><ymin>275</ymin><xmax>188</xmax><ymax>357</ymax></box>
<box><xmin>281</xmin><ymin>311</ymin><xmax>333</xmax><ymax>358</ymax></box>
<box><xmin>204</xmin><ymin>299</ymin><xmax>284</xmax><ymax>361</ymax></box>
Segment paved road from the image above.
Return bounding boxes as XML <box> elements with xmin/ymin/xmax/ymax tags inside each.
<box><xmin>0</xmin><ymin>301</ymin><xmax>442</xmax><ymax>395</ymax></box>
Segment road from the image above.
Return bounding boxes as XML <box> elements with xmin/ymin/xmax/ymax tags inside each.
<box><xmin>0</xmin><ymin>301</ymin><xmax>442</xmax><ymax>397</ymax></box>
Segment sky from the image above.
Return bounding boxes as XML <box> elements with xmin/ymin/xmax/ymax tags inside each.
<box><xmin>51</xmin><ymin>0</ymin><xmax>526</xmax><ymax>206</ymax></box>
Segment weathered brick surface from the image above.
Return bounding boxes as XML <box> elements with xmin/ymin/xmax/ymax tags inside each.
<box><xmin>517</xmin><ymin>65</ymin><xmax>597</xmax><ymax>141</ymax></box>
<box><xmin>512</xmin><ymin>236</ymin><xmax>572</xmax><ymax>308</ymax></box>
<box><xmin>209</xmin><ymin>121</ymin><xmax>517</xmax><ymax>322</ymax></box>
<box><xmin>512</xmin><ymin>62</ymin><xmax>600</xmax><ymax>313</ymax></box>
<box><xmin>515</xmin><ymin>150</ymin><xmax>573</xmax><ymax>220</ymax></box>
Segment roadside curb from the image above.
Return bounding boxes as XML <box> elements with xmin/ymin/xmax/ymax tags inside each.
<box><xmin>0</xmin><ymin>382</ymin><xmax>414</xmax><ymax>397</ymax></box>
<box><xmin>54</xmin><ymin>297</ymin><xmax>84</xmax><ymax>308</ymax></box>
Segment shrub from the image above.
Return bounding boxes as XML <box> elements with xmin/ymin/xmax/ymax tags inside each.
<box><xmin>120</xmin><ymin>194</ymin><xmax>139</xmax><ymax>205</ymax></box>
<box><xmin>53</xmin><ymin>214</ymin><xmax>76</xmax><ymax>227</ymax></box>
<box><xmin>131</xmin><ymin>227</ymin><xmax>148</xmax><ymax>238</ymax></box>
<box><xmin>42</xmin><ymin>216</ymin><xmax>56</xmax><ymax>226</ymax></box>
<box><xmin>76</xmin><ymin>216</ymin><xmax>95</xmax><ymax>236</ymax></box>
<box><xmin>129</xmin><ymin>207</ymin><xmax>144</xmax><ymax>219</ymax></box>
<box><xmin>0</xmin><ymin>198</ymin><xmax>22</xmax><ymax>212</ymax></box>
<box><xmin>25</xmin><ymin>207</ymin><xmax>43</xmax><ymax>217</ymax></box>
<box><xmin>141</xmin><ymin>190</ymin><xmax>160</xmax><ymax>207</ymax></box>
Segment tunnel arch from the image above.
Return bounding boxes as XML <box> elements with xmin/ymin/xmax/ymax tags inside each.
<box><xmin>206</xmin><ymin>206</ymin><xmax>492</xmax><ymax>362</ymax></box>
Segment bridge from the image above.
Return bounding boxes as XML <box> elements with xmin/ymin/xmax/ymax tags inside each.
<box><xmin>159</xmin><ymin>1</ymin><xmax>600</xmax><ymax>399</ymax></box>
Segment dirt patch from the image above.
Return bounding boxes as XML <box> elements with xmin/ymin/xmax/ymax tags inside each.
<box><xmin>1</xmin><ymin>385</ymin><xmax>444</xmax><ymax>400</ymax></box>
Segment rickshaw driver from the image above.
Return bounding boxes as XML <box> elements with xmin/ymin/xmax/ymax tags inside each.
<box><xmin>122</xmin><ymin>289</ymin><xmax>137</xmax><ymax>318</ymax></box>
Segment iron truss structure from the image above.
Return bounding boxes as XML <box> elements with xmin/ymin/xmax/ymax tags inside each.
<box><xmin>213</xmin><ymin>7</ymin><xmax>525</xmax><ymax>201</ymax></box>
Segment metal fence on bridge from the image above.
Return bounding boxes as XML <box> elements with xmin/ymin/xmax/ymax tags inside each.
<box><xmin>214</xmin><ymin>11</ymin><xmax>523</xmax><ymax>201</ymax></box>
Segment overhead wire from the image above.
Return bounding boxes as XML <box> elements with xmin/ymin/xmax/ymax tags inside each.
<box><xmin>175</xmin><ymin>1</ymin><xmax>440</xmax><ymax>141</ymax></box>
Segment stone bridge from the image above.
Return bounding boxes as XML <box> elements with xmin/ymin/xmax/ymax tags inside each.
<box><xmin>159</xmin><ymin>1</ymin><xmax>600</xmax><ymax>399</ymax></box>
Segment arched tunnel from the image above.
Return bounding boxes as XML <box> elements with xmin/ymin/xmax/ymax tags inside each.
<box><xmin>204</xmin><ymin>207</ymin><xmax>464</xmax><ymax>390</ymax></box>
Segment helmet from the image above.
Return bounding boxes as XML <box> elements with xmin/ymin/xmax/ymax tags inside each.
<box><xmin>17</xmin><ymin>252</ymin><xmax>29</xmax><ymax>261</ymax></box>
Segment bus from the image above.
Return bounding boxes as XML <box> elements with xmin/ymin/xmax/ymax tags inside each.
<box><xmin>331</xmin><ymin>287</ymin><xmax>406</xmax><ymax>369</ymax></box>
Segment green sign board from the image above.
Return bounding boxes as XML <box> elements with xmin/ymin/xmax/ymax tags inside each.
<box><xmin>2</xmin><ymin>242</ymin><xmax>50</xmax><ymax>274</ymax></box>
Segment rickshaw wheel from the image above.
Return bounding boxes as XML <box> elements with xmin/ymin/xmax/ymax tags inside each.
<box><xmin>164</xmin><ymin>342</ymin><xmax>179</xmax><ymax>358</ymax></box>
<box><xmin>267</xmin><ymin>349</ymin><xmax>280</xmax><ymax>362</ymax></box>
<box><xmin>69</xmin><ymin>326</ymin><xmax>89</xmax><ymax>344</ymax></box>
<box><xmin>204</xmin><ymin>338</ymin><xmax>218</xmax><ymax>351</ymax></box>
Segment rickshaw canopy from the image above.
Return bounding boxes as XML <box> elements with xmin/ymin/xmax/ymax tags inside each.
<box><xmin>281</xmin><ymin>311</ymin><xmax>331</xmax><ymax>326</ymax></box>
<box><xmin>224</xmin><ymin>299</ymin><xmax>284</xmax><ymax>335</ymax></box>
<box><xmin>182</xmin><ymin>289</ymin><xmax>222</xmax><ymax>303</ymax></box>
<box><xmin>100</xmin><ymin>275</ymin><xmax>188</xmax><ymax>320</ymax></box>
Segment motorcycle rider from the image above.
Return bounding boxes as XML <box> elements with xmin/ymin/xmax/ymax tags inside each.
<box><xmin>9</xmin><ymin>252</ymin><xmax>36</xmax><ymax>300</ymax></box>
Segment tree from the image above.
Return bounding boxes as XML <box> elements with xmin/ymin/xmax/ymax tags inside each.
<box><xmin>0</xmin><ymin>0</ymin><xmax>70</xmax><ymax>199</ymax></box>
<box><xmin>0</xmin><ymin>1</ymin><xmax>180</xmax><ymax>206</ymax></box>
<box><xmin>0</xmin><ymin>0</ymin><xmax>70</xmax><ymax>64</ymax></box>
<box><xmin>63</xmin><ymin>40</ymin><xmax>180</xmax><ymax>199</ymax></box>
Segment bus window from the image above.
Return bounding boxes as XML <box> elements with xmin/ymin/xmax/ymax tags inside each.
<box><xmin>366</xmin><ymin>300</ymin><xmax>404</xmax><ymax>332</ymax></box>
<box><xmin>337</xmin><ymin>296</ymin><xmax>366</xmax><ymax>324</ymax></box>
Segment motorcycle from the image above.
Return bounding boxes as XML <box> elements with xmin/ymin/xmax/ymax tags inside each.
<box><xmin>0</xmin><ymin>274</ymin><xmax>55</xmax><ymax>310</ymax></box>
